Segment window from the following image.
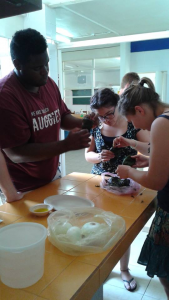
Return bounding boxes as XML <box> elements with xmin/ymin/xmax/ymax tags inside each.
<box><xmin>63</xmin><ymin>57</ymin><xmax>120</xmax><ymax>112</ymax></box>
<box><xmin>0</xmin><ymin>37</ymin><xmax>13</xmax><ymax>79</ymax></box>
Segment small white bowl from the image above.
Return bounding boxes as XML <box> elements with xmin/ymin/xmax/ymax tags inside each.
<box><xmin>29</xmin><ymin>204</ymin><xmax>53</xmax><ymax>217</ymax></box>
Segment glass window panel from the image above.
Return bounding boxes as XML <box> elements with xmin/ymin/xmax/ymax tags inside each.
<box><xmin>72</xmin><ymin>89</ymin><xmax>91</xmax><ymax>105</ymax></box>
<box><xmin>63</xmin><ymin>60</ymin><xmax>92</xmax><ymax>71</ymax></box>
<box><xmin>95</xmin><ymin>57</ymin><xmax>120</xmax><ymax>69</ymax></box>
<box><xmin>0</xmin><ymin>37</ymin><xmax>9</xmax><ymax>55</ymax></box>
<box><xmin>64</xmin><ymin>70</ymin><xmax>92</xmax><ymax>89</ymax></box>
<box><xmin>0</xmin><ymin>56</ymin><xmax>13</xmax><ymax>79</ymax></box>
<box><xmin>64</xmin><ymin>89</ymin><xmax>92</xmax><ymax>105</ymax></box>
<box><xmin>95</xmin><ymin>69</ymin><xmax>120</xmax><ymax>89</ymax></box>
<box><xmin>0</xmin><ymin>37</ymin><xmax>12</xmax><ymax>79</ymax></box>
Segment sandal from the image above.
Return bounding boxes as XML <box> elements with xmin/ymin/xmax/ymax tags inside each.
<box><xmin>121</xmin><ymin>268</ymin><xmax>137</xmax><ymax>291</ymax></box>
<box><xmin>123</xmin><ymin>278</ymin><xmax>137</xmax><ymax>291</ymax></box>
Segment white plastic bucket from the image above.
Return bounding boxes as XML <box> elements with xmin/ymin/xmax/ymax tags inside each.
<box><xmin>0</xmin><ymin>222</ymin><xmax>47</xmax><ymax>288</ymax></box>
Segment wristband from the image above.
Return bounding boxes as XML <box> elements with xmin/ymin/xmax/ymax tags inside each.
<box><xmin>98</xmin><ymin>153</ymin><xmax>102</xmax><ymax>162</ymax></box>
<box><xmin>131</xmin><ymin>140</ymin><xmax>137</xmax><ymax>149</ymax></box>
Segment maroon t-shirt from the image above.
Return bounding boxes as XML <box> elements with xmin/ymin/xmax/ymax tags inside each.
<box><xmin>0</xmin><ymin>71</ymin><xmax>71</xmax><ymax>192</ymax></box>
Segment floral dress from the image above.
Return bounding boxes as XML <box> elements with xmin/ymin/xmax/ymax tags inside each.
<box><xmin>90</xmin><ymin>122</ymin><xmax>140</xmax><ymax>174</ymax></box>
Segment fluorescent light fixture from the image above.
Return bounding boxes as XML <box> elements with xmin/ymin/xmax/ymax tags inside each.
<box><xmin>58</xmin><ymin>30</ymin><xmax>169</xmax><ymax>49</ymax></box>
<box><xmin>56</xmin><ymin>27</ymin><xmax>73</xmax><ymax>38</ymax></box>
<box><xmin>43</xmin><ymin>0</ymin><xmax>92</xmax><ymax>6</ymax></box>
<box><xmin>56</xmin><ymin>34</ymin><xmax>70</xmax><ymax>43</ymax></box>
<box><xmin>116</xmin><ymin>57</ymin><xmax>120</xmax><ymax>60</ymax></box>
<box><xmin>65</xmin><ymin>64</ymin><xmax>74</xmax><ymax>68</ymax></box>
<box><xmin>46</xmin><ymin>38</ymin><xmax>55</xmax><ymax>44</ymax></box>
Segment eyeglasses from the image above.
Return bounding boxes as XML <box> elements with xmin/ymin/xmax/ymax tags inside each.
<box><xmin>98</xmin><ymin>108</ymin><xmax>116</xmax><ymax>121</ymax></box>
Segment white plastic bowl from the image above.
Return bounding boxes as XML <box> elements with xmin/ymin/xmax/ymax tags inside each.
<box><xmin>29</xmin><ymin>204</ymin><xmax>53</xmax><ymax>217</ymax></box>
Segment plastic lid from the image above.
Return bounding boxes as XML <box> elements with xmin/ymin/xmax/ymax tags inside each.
<box><xmin>0</xmin><ymin>222</ymin><xmax>47</xmax><ymax>252</ymax></box>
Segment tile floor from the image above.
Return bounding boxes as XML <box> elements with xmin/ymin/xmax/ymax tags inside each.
<box><xmin>65</xmin><ymin>149</ymin><xmax>92</xmax><ymax>175</ymax></box>
<box><xmin>65</xmin><ymin>149</ymin><xmax>166</xmax><ymax>300</ymax></box>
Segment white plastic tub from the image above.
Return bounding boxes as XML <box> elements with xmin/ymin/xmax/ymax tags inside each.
<box><xmin>0</xmin><ymin>222</ymin><xmax>47</xmax><ymax>288</ymax></box>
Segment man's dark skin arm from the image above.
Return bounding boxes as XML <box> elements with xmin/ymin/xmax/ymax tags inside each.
<box><xmin>61</xmin><ymin>114</ymin><xmax>83</xmax><ymax>130</ymax></box>
<box><xmin>3</xmin><ymin>115</ymin><xmax>90</xmax><ymax>163</ymax></box>
<box><xmin>61</xmin><ymin>113</ymin><xmax>99</xmax><ymax>130</ymax></box>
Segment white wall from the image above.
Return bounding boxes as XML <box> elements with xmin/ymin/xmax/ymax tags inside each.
<box><xmin>45</xmin><ymin>5</ymin><xmax>57</xmax><ymax>41</ymax></box>
<box><xmin>0</xmin><ymin>15</ymin><xmax>24</xmax><ymax>38</ymax></box>
<box><xmin>131</xmin><ymin>49</ymin><xmax>169</xmax><ymax>102</ymax></box>
<box><xmin>24</xmin><ymin>7</ymin><xmax>46</xmax><ymax>36</ymax></box>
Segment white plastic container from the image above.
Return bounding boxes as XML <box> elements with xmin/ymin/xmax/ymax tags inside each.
<box><xmin>0</xmin><ymin>222</ymin><xmax>47</xmax><ymax>288</ymax></box>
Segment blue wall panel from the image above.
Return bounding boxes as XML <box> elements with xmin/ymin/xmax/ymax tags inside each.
<box><xmin>131</xmin><ymin>38</ymin><xmax>169</xmax><ymax>52</ymax></box>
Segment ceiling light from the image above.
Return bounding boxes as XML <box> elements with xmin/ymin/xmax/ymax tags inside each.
<box><xmin>56</xmin><ymin>34</ymin><xmax>70</xmax><ymax>43</ymax></box>
<box><xmin>65</xmin><ymin>64</ymin><xmax>74</xmax><ymax>68</ymax></box>
<box><xmin>56</xmin><ymin>27</ymin><xmax>73</xmax><ymax>38</ymax></box>
<box><xmin>58</xmin><ymin>31</ymin><xmax>169</xmax><ymax>49</ymax></box>
<box><xmin>43</xmin><ymin>0</ymin><xmax>91</xmax><ymax>6</ymax></box>
<box><xmin>46</xmin><ymin>38</ymin><xmax>55</xmax><ymax>44</ymax></box>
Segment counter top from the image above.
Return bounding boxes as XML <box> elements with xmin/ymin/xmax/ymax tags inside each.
<box><xmin>0</xmin><ymin>172</ymin><xmax>157</xmax><ymax>300</ymax></box>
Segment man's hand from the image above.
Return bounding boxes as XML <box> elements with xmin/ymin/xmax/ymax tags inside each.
<box><xmin>85</xmin><ymin>112</ymin><xmax>99</xmax><ymax>128</ymax></box>
<box><xmin>116</xmin><ymin>165</ymin><xmax>131</xmax><ymax>179</ymax></box>
<box><xmin>65</xmin><ymin>128</ymin><xmax>91</xmax><ymax>151</ymax></box>
<box><xmin>131</xmin><ymin>154</ymin><xmax>149</xmax><ymax>168</ymax></box>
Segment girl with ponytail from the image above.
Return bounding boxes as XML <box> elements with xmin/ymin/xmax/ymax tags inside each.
<box><xmin>116</xmin><ymin>77</ymin><xmax>169</xmax><ymax>299</ymax></box>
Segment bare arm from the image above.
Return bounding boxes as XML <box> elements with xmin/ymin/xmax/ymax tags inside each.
<box><xmin>136</xmin><ymin>129</ymin><xmax>151</xmax><ymax>155</ymax></box>
<box><xmin>4</xmin><ymin>129</ymin><xmax>90</xmax><ymax>163</ymax></box>
<box><xmin>116</xmin><ymin>118</ymin><xmax>169</xmax><ymax>190</ymax></box>
<box><xmin>136</xmin><ymin>129</ymin><xmax>150</xmax><ymax>142</ymax></box>
<box><xmin>0</xmin><ymin>151</ymin><xmax>23</xmax><ymax>202</ymax></box>
<box><xmin>85</xmin><ymin>136</ymin><xmax>114</xmax><ymax>163</ymax></box>
<box><xmin>61</xmin><ymin>114</ymin><xmax>83</xmax><ymax>130</ymax></box>
<box><xmin>113</xmin><ymin>129</ymin><xmax>150</xmax><ymax>156</ymax></box>
<box><xmin>85</xmin><ymin>136</ymin><xmax>101</xmax><ymax>164</ymax></box>
<box><xmin>61</xmin><ymin>112</ymin><xmax>99</xmax><ymax>131</ymax></box>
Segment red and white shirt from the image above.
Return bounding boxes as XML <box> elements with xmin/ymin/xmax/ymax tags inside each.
<box><xmin>0</xmin><ymin>71</ymin><xmax>70</xmax><ymax>191</ymax></box>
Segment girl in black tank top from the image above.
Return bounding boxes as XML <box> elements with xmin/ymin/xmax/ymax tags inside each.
<box><xmin>116</xmin><ymin>77</ymin><xmax>169</xmax><ymax>297</ymax></box>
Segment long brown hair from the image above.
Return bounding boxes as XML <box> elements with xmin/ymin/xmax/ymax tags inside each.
<box><xmin>118</xmin><ymin>77</ymin><xmax>161</xmax><ymax>116</ymax></box>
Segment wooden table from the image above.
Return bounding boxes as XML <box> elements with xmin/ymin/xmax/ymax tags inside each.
<box><xmin>0</xmin><ymin>172</ymin><xmax>157</xmax><ymax>300</ymax></box>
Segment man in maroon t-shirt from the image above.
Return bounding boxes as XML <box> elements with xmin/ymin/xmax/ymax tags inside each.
<box><xmin>0</xmin><ymin>28</ymin><xmax>92</xmax><ymax>192</ymax></box>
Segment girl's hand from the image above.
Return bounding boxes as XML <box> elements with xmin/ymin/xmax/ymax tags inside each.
<box><xmin>132</xmin><ymin>155</ymin><xmax>149</xmax><ymax>168</ymax></box>
<box><xmin>113</xmin><ymin>136</ymin><xmax>131</xmax><ymax>148</ymax></box>
<box><xmin>116</xmin><ymin>165</ymin><xmax>131</xmax><ymax>178</ymax></box>
<box><xmin>100</xmin><ymin>149</ymin><xmax>115</xmax><ymax>162</ymax></box>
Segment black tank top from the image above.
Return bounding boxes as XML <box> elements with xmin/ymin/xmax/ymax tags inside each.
<box><xmin>156</xmin><ymin>113</ymin><xmax>169</xmax><ymax>212</ymax></box>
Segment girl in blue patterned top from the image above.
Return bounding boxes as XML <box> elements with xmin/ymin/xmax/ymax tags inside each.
<box><xmin>116</xmin><ymin>77</ymin><xmax>169</xmax><ymax>299</ymax></box>
<box><xmin>85</xmin><ymin>87</ymin><xmax>150</xmax><ymax>291</ymax></box>
<box><xmin>85</xmin><ymin>88</ymin><xmax>149</xmax><ymax>174</ymax></box>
